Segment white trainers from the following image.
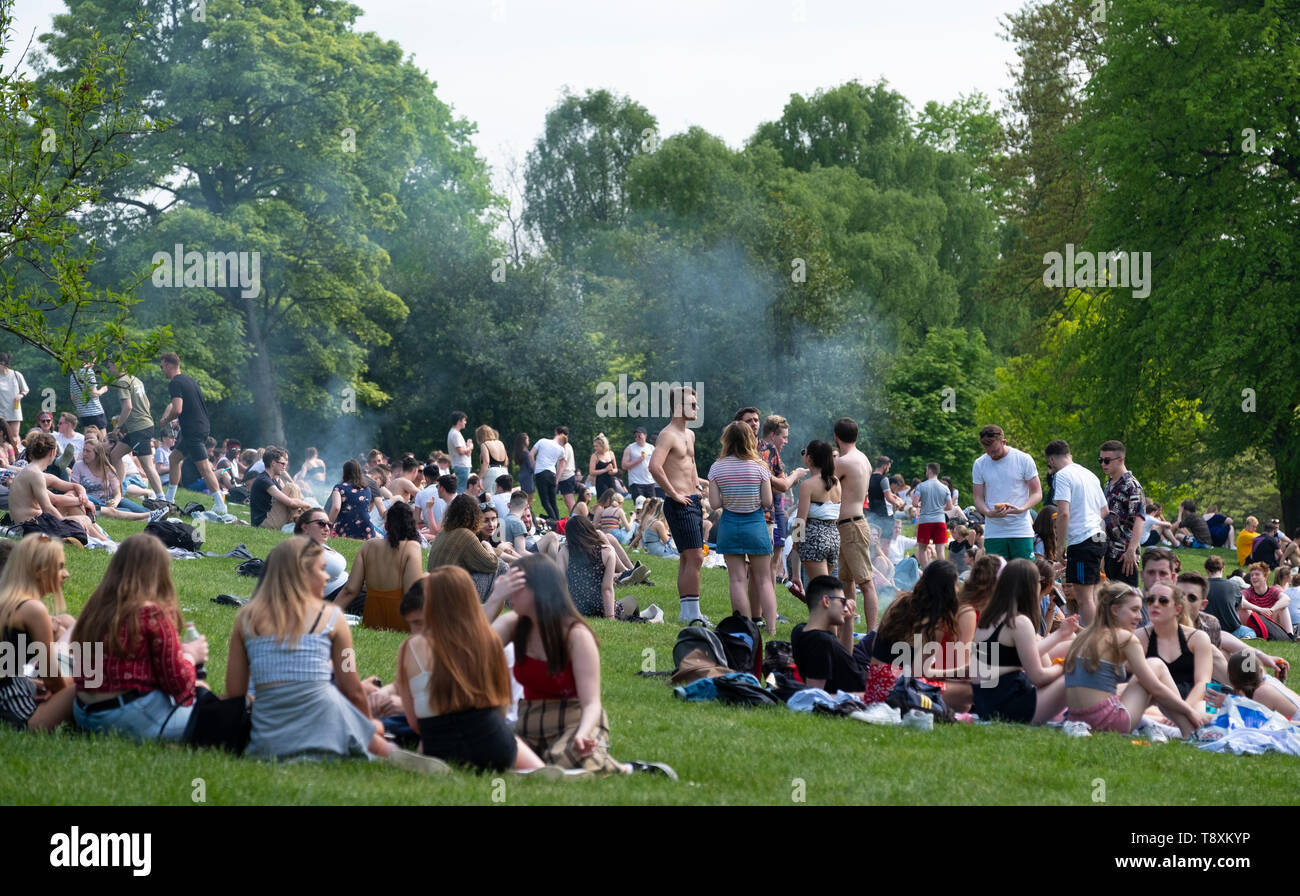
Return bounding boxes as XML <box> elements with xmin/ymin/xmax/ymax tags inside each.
<box><xmin>640</xmin><ymin>604</ymin><xmax>665</xmax><ymax>624</ymax></box>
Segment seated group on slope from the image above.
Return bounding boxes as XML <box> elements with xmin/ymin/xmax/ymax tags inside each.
<box><xmin>0</xmin><ymin>532</ymin><xmax>675</xmax><ymax>779</ymax></box>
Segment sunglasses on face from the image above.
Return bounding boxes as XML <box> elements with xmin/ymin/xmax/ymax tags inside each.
<box><xmin>1144</xmin><ymin>594</ymin><xmax>1172</xmax><ymax>606</ymax></box>
<box><xmin>1098</xmin><ymin>457</ymin><xmax>1116</xmax><ymax>464</ymax></box>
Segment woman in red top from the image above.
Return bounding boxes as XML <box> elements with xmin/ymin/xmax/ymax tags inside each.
<box><xmin>1241</xmin><ymin>562</ymin><xmax>1293</xmax><ymax>636</ymax></box>
<box><xmin>488</xmin><ymin>554</ymin><xmax>675</xmax><ymax>778</ymax></box>
<box><xmin>70</xmin><ymin>534</ymin><xmax>209</xmax><ymax>742</ymax></box>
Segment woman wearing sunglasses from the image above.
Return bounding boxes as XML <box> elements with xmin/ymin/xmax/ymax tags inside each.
<box><xmin>294</xmin><ymin>510</ymin><xmax>350</xmax><ymax>603</ymax></box>
<box><xmin>1134</xmin><ymin>581</ymin><xmax>1214</xmax><ymax>709</ymax></box>
<box><xmin>1064</xmin><ymin>582</ymin><xmax>1207</xmax><ymax>736</ymax></box>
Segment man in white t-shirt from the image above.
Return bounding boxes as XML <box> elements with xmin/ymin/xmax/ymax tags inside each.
<box><xmin>447</xmin><ymin>411</ymin><xmax>474</xmax><ymax>492</ymax></box>
<box><xmin>558</xmin><ymin>437</ymin><xmax>578</xmax><ymax>514</ymax></box>
<box><xmin>971</xmin><ymin>424</ymin><xmax>1042</xmax><ymax>561</ymax></box>
<box><xmin>622</xmin><ymin>427</ymin><xmax>656</xmax><ymax>500</ymax></box>
<box><xmin>528</xmin><ymin>426</ymin><xmax>568</xmax><ymax>521</ymax></box>
<box><xmin>490</xmin><ymin>474</ymin><xmax>514</xmax><ymax>523</ymax></box>
<box><xmin>1045</xmin><ymin>439</ymin><xmax>1107</xmax><ymax>625</ymax></box>
<box><xmin>413</xmin><ymin>463</ymin><xmax>440</xmax><ymax>529</ymax></box>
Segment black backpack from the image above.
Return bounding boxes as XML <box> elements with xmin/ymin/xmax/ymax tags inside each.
<box><xmin>145</xmin><ymin>519</ymin><xmax>204</xmax><ymax>551</ymax></box>
<box><xmin>715</xmin><ymin>612</ymin><xmax>763</xmax><ymax>677</ymax></box>
<box><xmin>672</xmin><ymin>623</ymin><xmax>729</xmax><ymax>671</ymax></box>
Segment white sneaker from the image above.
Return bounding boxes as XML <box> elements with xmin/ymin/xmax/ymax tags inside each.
<box><xmin>641</xmin><ymin>604</ymin><xmax>665</xmax><ymax>624</ymax></box>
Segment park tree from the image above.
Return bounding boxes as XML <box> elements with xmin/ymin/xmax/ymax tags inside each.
<box><xmin>37</xmin><ymin>0</ymin><xmax>486</xmax><ymax>446</ymax></box>
<box><xmin>878</xmin><ymin>327</ymin><xmax>996</xmax><ymax>486</ymax></box>
<box><xmin>975</xmin><ymin>0</ymin><xmax>1101</xmax><ymax>352</ymax></box>
<box><xmin>1071</xmin><ymin>0</ymin><xmax>1300</xmax><ymax>531</ymax></box>
<box><xmin>0</xmin><ymin>1</ymin><xmax>166</xmax><ymax>379</ymax></box>
<box><xmin>523</xmin><ymin>88</ymin><xmax>657</xmax><ymax>264</ymax></box>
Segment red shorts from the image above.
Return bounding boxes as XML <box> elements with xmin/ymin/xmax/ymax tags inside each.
<box><xmin>916</xmin><ymin>522</ymin><xmax>949</xmax><ymax>545</ymax></box>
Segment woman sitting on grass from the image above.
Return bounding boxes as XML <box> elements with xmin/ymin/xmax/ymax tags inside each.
<box><xmin>226</xmin><ymin>536</ymin><xmax>444</xmax><ymax>772</ymax></box>
<box><xmin>635</xmin><ymin>498</ymin><xmax>677</xmax><ymax>559</ymax></box>
<box><xmin>327</xmin><ymin>459</ymin><xmax>380</xmax><ymax>540</ymax></box>
<box><xmin>970</xmin><ymin>558</ymin><xmax>1077</xmax><ymax>725</ymax></box>
<box><xmin>1134</xmin><ymin>580</ymin><xmax>1214</xmax><ymax>708</ymax></box>
<box><xmin>593</xmin><ymin>489</ymin><xmax>631</xmax><ymax>545</ymax></box>
<box><xmin>71</xmin><ymin>534</ymin><xmax>207</xmax><ymax>742</ymax></box>
<box><xmin>0</xmin><ymin>535</ymin><xmax>75</xmax><ymax>732</ymax></box>
<box><xmin>490</xmin><ymin>554</ymin><xmax>675</xmax><ymax>778</ymax></box>
<box><xmin>69</xmin><ymin>440</ymin><xmax>154</xmax><ymax>521</ymax></box>
<box><xmin>863</xmin><ymin>560</ymin><xmax>963</xmax><ymax>705</ymax></box>
<box><xmin>954</xmin><ymin>554</ymin><xmax>1001</xmax><ymax>644</ymax></box>
<box><xmin>1064</xmin><ymin>582</ymin><xmax>1207</xmax><ymax>737</ymax></box>
<box><xmin>396</xmin><ymin>566</ymin><xmax>545</xmax><ymax>772</ymax></box>
<box><xmin>556</xmin><ymin>514</ymin><xmax>639</xmax><ymax>621</ymax></box>
<box><xmin>426</xmin><ymin>494</ymin><xmax>509</xmax><ymax>603</ymax></box>
<box><xmin>334</xmin><ymin>500</ymin><xmax>424</xmax><ymax>632</ymax></box>
<box><xmin>1221</xmin><ymin>649</ymin><xmax>1300</xmax><ymax>720</ymax></box>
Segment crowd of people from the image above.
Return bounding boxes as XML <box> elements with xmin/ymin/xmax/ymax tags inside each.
<box><xmin>3</xmin><ymin>365</ymin><xmax>1300</xmax><ymax>778</ymax></box>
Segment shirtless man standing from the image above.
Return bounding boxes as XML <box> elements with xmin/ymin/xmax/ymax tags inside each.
<box><xmin>833</xmin><ymin>417</ymin><xmax>877</xmax><ymax>638</ymax></box>
<box><xmin>9</xmin><ymin>433</ymin><xmax>105</xmax><ymax>540</ymax></box>
<box><xmin>649</xmin><ymin>386</ymin><xmax>710</xmax><ymax>625</ymax></box>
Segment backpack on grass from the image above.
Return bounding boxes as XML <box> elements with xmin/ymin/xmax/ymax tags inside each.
<box><xmin>145</xmin><ymin>518</ymin><xmax>204</xmax><ymax>551</ymax></box>
<box><xmin>672</xmin><ymin>623</ymin><xmax>728</xmax><ymax>672</ymax></box>
<box><xmin>716</xmin><ymin>612</ymin><xmax>763</xmax><ymax>677</ymax></box>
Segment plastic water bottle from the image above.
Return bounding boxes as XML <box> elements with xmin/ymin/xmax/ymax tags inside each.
<box><xmin>183</xmin><ymin>621</ymin><xmax>207</xmax><ymax>680</ymax></box>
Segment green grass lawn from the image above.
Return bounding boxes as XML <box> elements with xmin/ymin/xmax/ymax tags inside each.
<box><xmin>2</xmin><ymin>492</ymin><xmax>1297</xmax><ymax>806</ymax></box>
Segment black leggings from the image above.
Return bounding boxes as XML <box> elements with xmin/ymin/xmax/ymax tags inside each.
<box><xmin>535</xmin><ymin>470</ymin><xmax>559</xmax><ymax>520</ymax></box>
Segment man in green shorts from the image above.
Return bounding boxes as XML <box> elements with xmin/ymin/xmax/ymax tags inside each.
<box><xmin>971</xmin><ymin>424</ymin><xmax>1042</xmax><ymax>561</ymax></box>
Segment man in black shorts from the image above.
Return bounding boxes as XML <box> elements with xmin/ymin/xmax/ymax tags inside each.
<box><xmin>649</xmin><ymin>387</ymin><xmax>709</xmax><ymax>625</ymax></box>
<box><xmin>1045</xmin><ymin>440</ymin><xmax>1107</xmax><ymax>625</ymax></box>
<box><xmin>157</xmin><ymin>352</ymin><xmax>227</xmax><ymax>514</ymax></box>
<box><xmin>105</xmin><ymin>357</ymin><xmax>166</xmax><ymax>501</ymax></box>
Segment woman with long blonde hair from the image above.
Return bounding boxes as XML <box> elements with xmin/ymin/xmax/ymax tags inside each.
<box><xmin>707</xmin><ymin>422</ymin><xmax>775</xmax><ymax>631</ymax></box>
<box><xmin>477</xmin><ymin>425</ymin><xmax>509</xmax><ymax>494</ymax></box>
<box><xmin>1064</xmin><ymin>582</ymin><xmax>1206</xmax><ymax>737</ymax></box>
<box><xmin>69</xmin><ymin>439</ymin><xmax>153</xmax><ymax>520</ymax></box>
<box><xmin>589</xmin><ymin>433</ymin><xmax>619</xmax><ymax>497</ymax></box>
<box><xmin>396</xmin><ymin>567</ymin><xmax>544</xmax><ymax>772</ymax></box>
<box><xmin>227</xmin><ymin>536</ymin><xmax>444</xmax><ymax>772</ymax></box>
<box><xmin>0</xmin><ymin>536</ymin><xmax>75</xmax><ymax>731</ymax></box>
<box><xmin>71</xmin><ymin>534</ymin><xmax>205</xmax><ymax>741</ymax></box>
<box><xmin>635</xmin><ymin>497</ymin><xmax>677</xmax><ymax>559</ymax></box>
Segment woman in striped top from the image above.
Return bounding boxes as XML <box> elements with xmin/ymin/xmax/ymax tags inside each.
<box><xmin>593</xmin><ymin>489</ymin><xmax>631</xmax><ymax>544</ymax></box>
<box><xmin>708</xmin><ymin>422</ymin><xmax>775</xmax><ymax>631</ymax></box>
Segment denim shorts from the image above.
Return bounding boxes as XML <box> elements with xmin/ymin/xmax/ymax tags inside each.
<box><xmin>74</xmin><ymin>690</ymin><xmax>195</xmax><ymax>743</ymax></box>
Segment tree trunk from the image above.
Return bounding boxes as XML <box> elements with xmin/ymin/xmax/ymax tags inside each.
<box><xmin>1276</xmin><ymin>441</ymin><xmax>1300</xmax><ymax>541</ymax></box>
<box><xmin>243</xmin><ymin>299</ymin><xmax>286</xmax><ymax>447</ymax></box>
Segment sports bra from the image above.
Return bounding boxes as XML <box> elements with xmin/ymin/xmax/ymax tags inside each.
<box><xmin>977</xmin><ymin>620</ymin><xmax>1023</xmax><ymax>671</ymax></box>
<box><xmin>1065</xmin><ymin>658</ymin><xmax>1122</xmax><ymax>693</ymax></box>
<box><xmin>1145</xmin><ymin>625</ymin><xmax>1195</xmax><ymax>689</ymax></box>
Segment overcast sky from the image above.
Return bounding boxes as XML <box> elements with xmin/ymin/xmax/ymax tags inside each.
<box><xmin>11</xmin><ymin>0</ymin><xmax>1023</xmax><ymax>190</ymax></box>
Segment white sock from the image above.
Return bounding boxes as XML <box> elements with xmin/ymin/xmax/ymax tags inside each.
<box><xmin>678</xmin><ymin>596</ymin><xmax>701</xmax><ymax>620</ymax></box>
<box><xmin>165</xmin><ymin>485</ymin><xmax>178</xmax><ymax>501</ymax></box>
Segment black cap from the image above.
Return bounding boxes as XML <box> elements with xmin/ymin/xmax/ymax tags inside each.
<box><xmin>635</xmin><ymin>426</ymin><xmax>647</xmax><ymax>434</ymax></box>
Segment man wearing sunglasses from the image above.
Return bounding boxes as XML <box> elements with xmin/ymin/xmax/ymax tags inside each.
<box><xmin>791</xmin><ymin>575</ymin><xmax>865</xmax><ymax>693</ymax></box>
<box><xmin>1099</xmin><ymin>439</ymin><xmax>1146</xmax><ymax>588</ymax></box>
